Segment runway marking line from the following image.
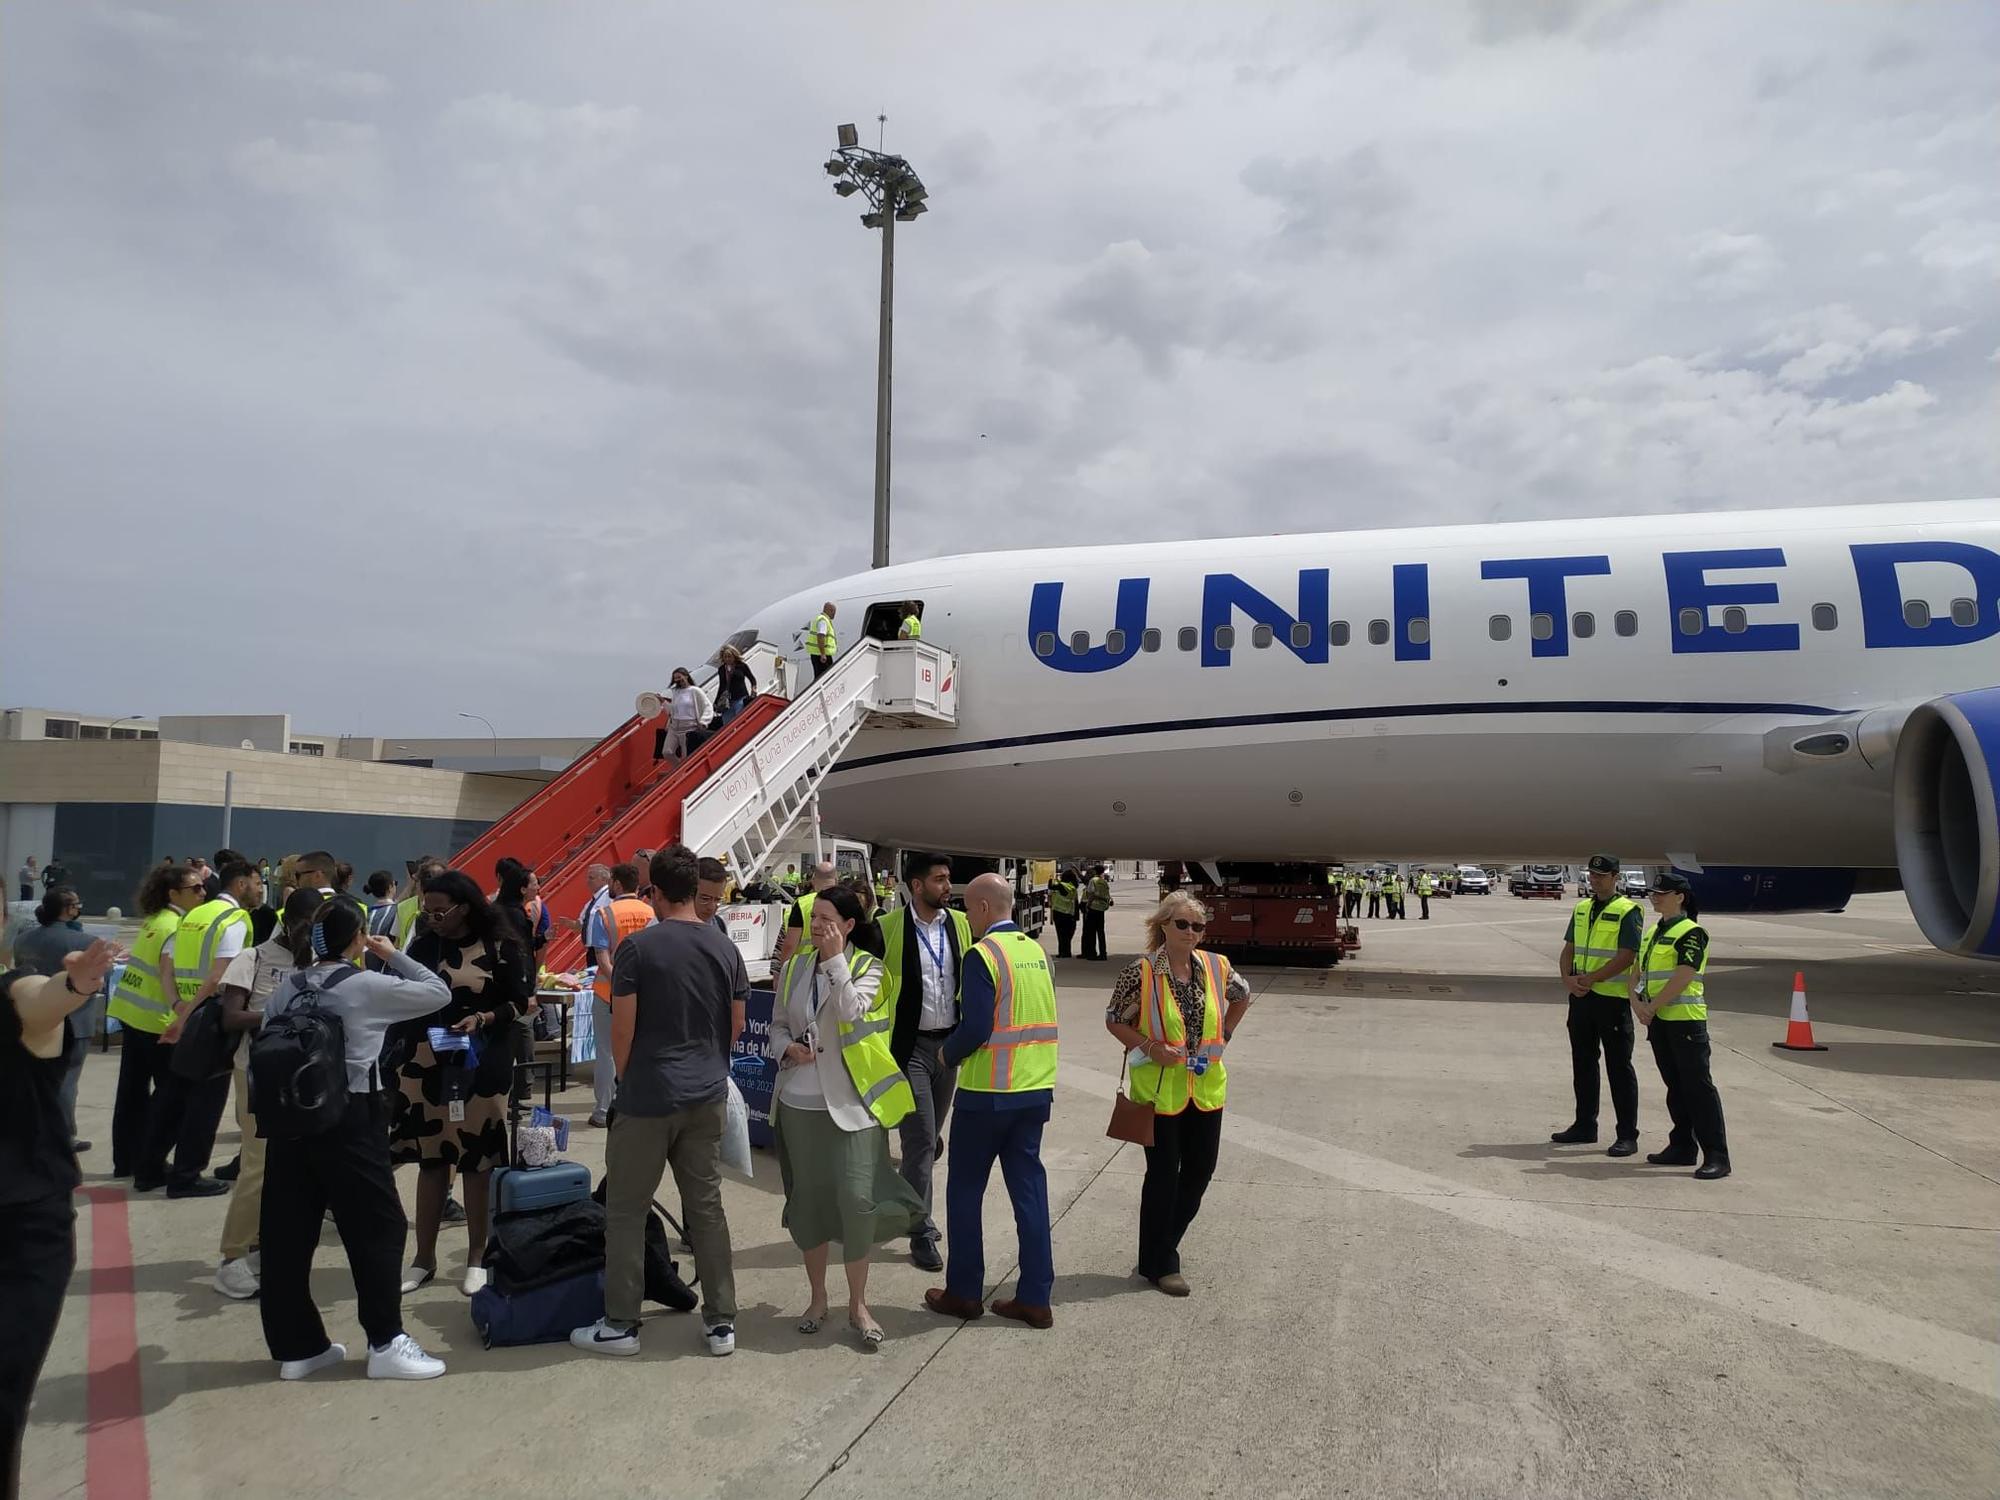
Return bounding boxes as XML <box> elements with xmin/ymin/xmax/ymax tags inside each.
<box><xmin>80</xmin><ymin>1185</ymin><xmax>150</xmax><ymax>1500</ymax></box>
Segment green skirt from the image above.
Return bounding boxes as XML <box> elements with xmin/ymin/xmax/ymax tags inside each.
<box><xmin>773</xmin><ymin>1100</ymin><xmax>926</xmax><ymax>1260</ymax></box>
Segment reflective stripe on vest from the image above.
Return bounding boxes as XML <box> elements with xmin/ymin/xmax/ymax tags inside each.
<box><xmin>811</xmin><ymin>614</ymin><xmax>837</xmax><ymax>656</ymax></box>
<box><xmin>958</xmin><ymin>931</ymin><xmax>1059</xmax><ymax>1094</ymax></box>
<box><xmin>1127</xmin><ymin>951</ymin><xmax>1229</xmax><ymax>1115</ymax></box>
<box><xmin>1049</xmin><ymin>882</ymin><xmax>1077</xmax><ymax>916</ymax></box>
<box><xmin>778</xmin><ymin>949</ymin><xmax>914</xmax><ymax>1128</ymax></box>
<box><xmin>172</xmin><ymin>900</ymin><xmax>252</xmax><ymax>1002</ymax></box>
<box><xmin>1569</xmin><ymin>896</ymin><xmax>1638</xmax><ymax>999</ymax></box>
<box><xmin>393</xmin><ymin>895</ymin><xmax>420</xmax><ymax>947</ymax></box>
<box><xmin>901</xmin><ymin>615</ymin><xmax>922</xmax><ymax>639</ymax></box>
<box><xmin>109</xmin><ymin>908</ymin><xmax>183</xmax><ymax>1031</ymax></box>
<box><xmin>1641</xmin><ymin>917</ymin><xmax>1708</xmax><ymax>1021</ymax></box>
<box><xmin>593</xmin><ymin>896</ymin><xmax>657</xmax><ymax>1001</ymax></box>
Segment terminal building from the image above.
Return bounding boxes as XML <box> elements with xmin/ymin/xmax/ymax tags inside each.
<box><xmin>2</xmin><ymin>707</ymin><xmax>595</xmax><ymax>912</ymax></box>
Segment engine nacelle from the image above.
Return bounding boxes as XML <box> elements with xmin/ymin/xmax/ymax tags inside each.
<box><xmin>1667</xmin><ymin>866</ymin><xmax>1856</xmax><ymax>914</ymax></box>
<box><xmin>1894</xmin><ymin>688</ymin><xmax>2000</xmax><ymax>959</ymax></box>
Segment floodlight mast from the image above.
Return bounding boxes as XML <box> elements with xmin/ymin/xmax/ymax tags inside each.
<box><xmin>823</xmin><ymin>124</ymin><xmax>929</xmax><ymax>570</ymax></box>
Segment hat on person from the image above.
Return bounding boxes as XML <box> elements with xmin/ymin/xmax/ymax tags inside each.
<box><xmin>1650</xmin><ymin>871</ymin><xmax>1692</xmax><ymax>894</ymax></box>
<box><xmin>1586</xmin><ymin>853</ymin><xmax>1621</xmax><ymax>874</ymax></box>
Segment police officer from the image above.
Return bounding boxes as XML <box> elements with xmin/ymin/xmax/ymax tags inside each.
<box><xmin>1552</xmin><ymin>853</ymin><xmax>1642</xmax><ymax>1156</ymax></box>
<box><xmin>1365</xmin><ymin>872</ymin><xmax>1382</xmax><ymax>919</ymax></box>
<box><xmin>1416</xmin><ymin>869</ymin><xmax>1433</xmax><ymax>920</ymax></box>
<box><xmin>1631</xmin><ymin>872</ymin><xmax>1730</xmax><ymax>1179</ymax></box>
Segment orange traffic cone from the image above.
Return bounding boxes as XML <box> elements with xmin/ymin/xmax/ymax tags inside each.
<box><xmin>1771</xmin><ymin>970</ymin><xmax>1827</xmax><ymax>1051</ymax></box>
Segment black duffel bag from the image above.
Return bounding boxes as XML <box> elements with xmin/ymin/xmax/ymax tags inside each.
<box><xmin>169</xmin><ymin>996</ymin><xmax>241</xmax><ymax>1080</ymax></box>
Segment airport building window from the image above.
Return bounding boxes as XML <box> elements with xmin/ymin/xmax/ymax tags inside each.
<box><xmin>1034</xmin><ymin>632</ymin><xmax>1057</xmax><ymax>657</ymax></box>
<box><xmin>1902</xmin><ymin>600</ymin><xmax>1930</xmax><ymax>629</ymax></box>
<box><xmin>1213</xmin><ymin>625</ymin><xmax>1236</xmax><ymax>652</ymax></box>
<box><xmin>1289</xmin><ymin>621</ymin><xmax>1313</xmax><ymax>649</ymax></box>
<box><xmin>1614</xmin><ymin>610</ymin><xmax>1638</xmax><ymax>637</ymax></box>
<box><xmin>289</xmin><ymin>742</ymin><xmax>325</xmax><ymax>757</ymax></box>
<box><xmin>110</xmin><ymin>726</ymin><xmax>143</xmax><ymax>740</ymax></box>
<box><xmin>1366</xmin><ymin>619</ymin><xmax>1389</xmax><ymax>646</ymax></box>
<box><xmin>1330</xmin><ymin>620</ymin><xmax>1351</xmax><ymax>647</ymax></box>
<box><xmin>1530</xmin><ymin>613</ymin><xmax>1554</xmax><ymax>641</ymax></box>
<box><xmin>79</xmin><ymin>723</ymin><xmax>109</xmax><ymax>740</ymax></box>
<box><xmin>1070</xmin><ymin>630</ymin><xmax>1090</xmax><ymax>654</ymax></box>
<box><xmin>1677</xmin><ymin>607</ymin><xmax>1704</xmax><ymax>637</ymax></box>
<box><xmin>1573</xmin><ymin>611</ymin><xmax>1595</xmax><ymax>640</ymax></box>
<box><xmin>1951</xmin><ymin>597</ymin><xmax>1977</xmax><ymax>627</ymax></box>
<box><xmin>1407</xmin><ymin>617</ymin><xmax>1430</xmax><ymax>645</ymax></box>
<box><xmin>1811</xmin><ymin>603</ymin><xmax>1838</xmax><ymax>632</ymax></box>
<box><xmin>1178</xmin><ymin>626</ymin><xmax>1198</xmax><ymax>653</ymax></box>
<box><xmin>1105</xmin><ymin>629</ymin><xmax>1127</xmax><ymax>655</ymax></box>
<box><xmin>1141</xmin><ymin>628</ymin><xmax>1162</xmax><ymax>653</ymax></box>
<box><xmin>42</xmin><ymin>719</ymin><xmax>78</xmax><ymax>739</ymax></box>
<box><xmin>1488</xmin><ymin>615</ymin><xmax>1512</xmax><ymax>642</ymax></box>
<box><xmin>1722</xmin><ymin>606</ymin><xmax>1749</xmax><ymax>635</ymax></box>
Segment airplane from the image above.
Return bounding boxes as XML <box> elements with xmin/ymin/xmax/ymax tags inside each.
<box><xmin>735</xmin><ymin>499</ymin><xmax>2000</xmax><ymax>961</ymax></box>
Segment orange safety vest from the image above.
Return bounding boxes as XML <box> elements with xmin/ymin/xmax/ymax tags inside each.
<box><xmin>593</xmin><ymin>895</ymin><xmax>657</xmax><ymax>1001</ymax></box>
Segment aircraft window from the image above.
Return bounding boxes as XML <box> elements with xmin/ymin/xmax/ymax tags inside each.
<box><xmin>1614</xmin><ymin>610</ymin><xmax>1638</xmax><ymax>637</ymax></box>
<box><xmin>1488</xmin><ymin>615</ymin><xmax>1511</xmax><ymax>641</ymax></box>
<box><xmin>1070</xmin><ymin>630</ymin><xmax>1091</xmax><ymax>654</ymax></box>
<box><xmin>1213</xmin><ymin>625</ymin><xmax>1236</xmax><ymax>651</ymax></box>
<box><xmin>1141</xmin><ymin>628</ymin><xmax>1162</xmax><ymax>653</ymax></box>
<box><xmin>1677</xmin><ymin>607</ymin><xmax>1704</xmax><ymax>637</ymax></box>
<box><xmin>1034</xmin><ymin>632</ymin><xmax>1057</xmax><ymax>657</ymax></box>
<box><xmin>1573</xmin><ymin>611</ymin><xmax>1596</xmax><ymax>640</ymax></box>
<box><xmin>1903</xmin><ymin>600</ymin><xmax>1930</xmax><ymax>629</ymax></box>
<box><xmin>1330</xmin><ymin>620</ymin><xmax>1351</xmax><ymax>647</ymax></box>
<box><xmin>1105</xmin><ymin>629</ymin><xmax>1127</xmax><ymax>655</ymax></box>
<box><xmin>1530</xmin><ymin>613</ymin><xmax>1554</xmax><ymax>641</ymax></box>
<box><xmin>1290</xmin><ymin>621</ymin><xmax>1313</xmax><ymax>649</ymax></box>
<box><xmin>1721</xmin><ymin>606</ymin><xmax>1748</xmax><ymax>635</ymax></box>
<box><xmin>1951</xmin><ymin>597</ymin><xmax>1977</xmax><ymax>627</ymax></box>
<box><xmin>1407</xmin><ymin>618</ymin><xmax>1431</xmax><ymax>645</ymax></box>
<box><xmin>1367</xmin><ymin>619</ymin><xmax>1389</xmax><ymax>646</ymax></box>
<box><xmin>1251</xmin><ymin>623</ymin><xmax>1274</xmax><ymax>649</ymax></box>
<box><xmin>1811</xmin><ymin>603</ymin><xmax>1838</xmax><ymax>632</ymax></box>
<box><xmin>1177</xmin><ymin>626</ymin><xmax>1198</xmax><ymax>652</ymax></box>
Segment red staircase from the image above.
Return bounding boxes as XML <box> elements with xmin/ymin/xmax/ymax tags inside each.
<box><xmin>448</xmin><ymin>696</ymin><xmax>787</xmax><ymax>974</ymax></box>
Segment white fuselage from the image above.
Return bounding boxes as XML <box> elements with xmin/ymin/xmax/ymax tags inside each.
<box><xmin>739</xmin><ymin>501</ymin><xmax>2000</xmax><ymax>867</ymax></box>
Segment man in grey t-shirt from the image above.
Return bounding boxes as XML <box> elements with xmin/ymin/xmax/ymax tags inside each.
<box><xmin>574</xmin><ymin>846</ymin><xmax>748</xmax><ymax>1360</ymax></box>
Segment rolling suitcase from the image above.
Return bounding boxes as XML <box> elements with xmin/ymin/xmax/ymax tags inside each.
<box><xmin>493</xmin><ymin>1060</ymin><xmax>592</xmax><ymax>1215</ymax></box>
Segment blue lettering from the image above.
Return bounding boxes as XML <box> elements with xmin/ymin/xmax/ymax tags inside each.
<box><xmin>1027</xmin><ymin>578</ymin><xmax>1149</xmax><ymax>673</ymax></box>
<box><xmin>1479</xmin><ymin>555</ymin><xmax>1610</xmax><ymax>658</ymax></box>
<box><xmin>1201</xmin><ymin>570</ymin><xmax>1330</xmax><ymax>667</ymax></box>
<box><xmin>1851</xmin><ymin>541</ymin><xmax>2000</xmax><ymax>648</ymax></box>
<box><xmin>1392</xmin><ymin>563</ymin><xmax>1431</xmax><ymax>662</ymax></box>
<box><xmin>1662</xmin><ymin>548</ymin><xmax>1800</xmax><ymax>654</ymax></box>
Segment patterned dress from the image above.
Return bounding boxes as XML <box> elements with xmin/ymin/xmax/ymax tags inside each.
<box><xmin>389</xmin><ymin>931</ymin><xmax>528</xmax><ymax>1172</ymax></box>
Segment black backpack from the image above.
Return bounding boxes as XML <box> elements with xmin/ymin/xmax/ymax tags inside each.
<box><xmin>249</xmin><ymin>966</ymin><xmax>356</xmax><ymax>1138</ymax></box>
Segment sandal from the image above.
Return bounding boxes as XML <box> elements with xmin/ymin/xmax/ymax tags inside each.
<box><xmin>849</xmin><ymin>1318</ymin><xmax>885</xmax><ymax>1350</ymax></box>
<box><xmin>797</xmin><ymin>1305</ymin><xmax>829</xmax><ymax>1335</ymax></box>
<box><xmin>399</xmin><ymin>1264</ymin><xmax>436</xmax><ymax>1295</ymax></box>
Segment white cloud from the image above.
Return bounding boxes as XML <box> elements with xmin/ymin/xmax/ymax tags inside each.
<box><xmin>228</xmin><ymin>119</ymin><xmax>380</xmax><ymax>201</ymax></box>
<box><xmin>1685</xmin><ymin>231</ymin><xmax>1783</xmax><ymax>297</ymax></box>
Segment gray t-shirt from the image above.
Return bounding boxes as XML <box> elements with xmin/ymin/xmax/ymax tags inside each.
<box><xmin>611</xmin><ymin>918</ymin><xmax>749</xmax><ymax>1117</ymax></box>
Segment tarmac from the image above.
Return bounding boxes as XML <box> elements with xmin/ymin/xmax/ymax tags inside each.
<box><xmin>22</xmin><ymin>884</ymin><xmax>2000</xmax><ymax>1500</ymax></box>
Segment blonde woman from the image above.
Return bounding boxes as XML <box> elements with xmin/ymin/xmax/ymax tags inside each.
<box><xmin>1104</xmin><ymin>891</ymin><xmax>1253</xmax><ymax>1296</ymax></box>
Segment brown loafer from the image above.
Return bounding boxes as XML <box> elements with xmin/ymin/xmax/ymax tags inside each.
<box><xmin>991</xmin><ymin>1298</ymin><xmax>1053</xmax><ymax>1330</ymax></box>
<box><xmin>1152</xmin><ymin>1273</ymin><xmax>1191</xmax><ymax>1297</ymax></box>
<box><xmin>924</xmin><ymin>1288</ymin><xmax>985</xmax><ymax>1321</ymax></box>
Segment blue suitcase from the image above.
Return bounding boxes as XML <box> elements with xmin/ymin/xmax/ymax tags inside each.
<box><xmin>495</xmin><ymin>1059</ymin><xmax>592</xmax><ymax>1214</ymax></box>
<box><xmin>471</xmin><ymin>1268</ymin><xmax>605</xmax><ymax>1348</ymax></box>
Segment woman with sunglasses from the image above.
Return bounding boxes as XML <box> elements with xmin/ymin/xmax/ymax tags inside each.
<box><xmin>105</xmin><ymin>865</ymin><xmax>206</xmax><ymax>1178</ymax></box>
<box><xmin>1104</xmin><ymin>891</ymin><xmax>1253</xmax><ymax>1297</ymax></box>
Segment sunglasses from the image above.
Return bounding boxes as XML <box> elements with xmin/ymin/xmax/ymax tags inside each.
<box><xmin>1171</xmin><ymin>918</ymin><xmax>1206</xmax><ymax>933</ymax></box>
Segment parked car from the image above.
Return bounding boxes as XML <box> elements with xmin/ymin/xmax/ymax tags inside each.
<box><xmin>1455</xmin><ymin>864</ymin><xmax>1491</xmax><ymax>895</ymax></box>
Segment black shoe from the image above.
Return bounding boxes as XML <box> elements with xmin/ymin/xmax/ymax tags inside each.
<box><xmin>442</xmin><ymin>1196</ymin><xmax>466</xmax><ymax>1224</ymax></box>
<box><xmin>1646</xmin><ymin>1149</ymin><xmax>1698</xmax><ymax>1166</ymax></box>
<box><xmin>1606</xmin><ymin>1137</ymin><xmax>1639</xmax><ymax>1158</ymax></box>
<box><xmin>911</xmin><ymin>1239</ymin><xmax>944</xmax><ymax>1273</ymax></box>
<box><xmin>215</xmin><ymin>1155</ymin><xmax>241</xmax><ymax>1182</ymax></box>
<box><xmin>167</xmin><ymin>1176</ymin><xmax>230</xmax><ymax>1199</ymax></box>
<box><xmin>1550</xmin><ymin>1125</ymin><xmax>1597</xmax><ymax>1144</ymax></box>
<box><xmin>132</xmin><ymin>1174</ymin><xmax>166</xmax><ymax>1193</ymax></box>
<box><xmin>1694</xmin><ymin>1160</ymin><xmax>1732</xmax><ymax>1181</ymax></box>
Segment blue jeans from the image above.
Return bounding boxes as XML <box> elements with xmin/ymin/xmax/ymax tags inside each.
<box><xmin>944</xmin><ymin>1102</ymin><xmax>1053</xmax><ymax>1307</ymax></box>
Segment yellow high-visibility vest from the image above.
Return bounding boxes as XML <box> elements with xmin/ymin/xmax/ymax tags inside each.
<box><xmin>809</xmin><ymin>613</ymin><xmax>838</xmax><ymax>657</ymax></box>
<box><xmin>171</xmin><ymin>898</ymin><xmax>252</xmax><ymax>1003</ymax></box>
<box><xmin>1640</xmin><ymin>916</ymin><xmax>1708</xmax><ymax>1020</ymax></box>
<box><xmin>899</xmin><ymin>614</ymin><xmax>922</xmax><ymax>639</ymax></box>
<box><xmin>1126</xmin><ymin>950</ymin><xmax>1231</xmax><ymax>1115</ymax></box>
<box><xmin>1569</xmin><ymin>896</ymin><xmax>1639</xmax><ymax>999</ymax></box>
<box><xmin>777</xmin><ymin>949</ymin><xmax>913</xmax><ymax>1128</ymax></box>
<box><xmin>957</xmin><ymin>930</ymin><xmax>1059</xmax><ymax>1094</ymax></box>
<box><xmin>109</xmin><ymin>909</ymin><xmax>182</xmax><ymax>1033</ymax></box>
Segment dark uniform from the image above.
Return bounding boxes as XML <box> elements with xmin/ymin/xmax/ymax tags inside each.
<box><xmin>1553</xmin><ymin>855</ymin><xmax>1642</xmax><ymax>1151</ymax></box>
<box><xmin>1637</xmin><ymin>876</ymin><xmax>1730</xmax><ymax>1178</ymax></box>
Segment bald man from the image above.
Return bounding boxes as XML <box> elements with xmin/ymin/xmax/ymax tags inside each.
<box><xmin>807</xmin><ymin>602</ymin><xmax>838</xmax><ymax>680</ymax></box>
<box><xmin>924</xmin><ymin>874</ymin><xmax>1061</xmax><ymax>1330</ymax></box>
<box><xmin>775</xmin><ymin>860</ymin><xmax>838</xmax><ymax>966</ymax></box>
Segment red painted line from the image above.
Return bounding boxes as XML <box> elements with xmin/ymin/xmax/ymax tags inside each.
<box><xmin>79</xmin><ymin>1186</ymin><xmax>150</xmax><ymax>1500</ymax></box>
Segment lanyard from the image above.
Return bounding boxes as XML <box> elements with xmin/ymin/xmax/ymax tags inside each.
<box><xmin>913</xmin><ymin>914</ymin><xmax>950</xmax><ymax>987</ymax></box>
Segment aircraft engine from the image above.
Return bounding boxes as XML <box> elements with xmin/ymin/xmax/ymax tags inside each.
<box><xmin>1893</xmin><ymin>687</ymin><xmax>2000</xmax><ymax>959</ymax></box>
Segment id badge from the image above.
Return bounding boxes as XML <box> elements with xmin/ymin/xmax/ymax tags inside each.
<box><xmin>449</xmin><ymin>1099</ymin><xmax>466</xmax><ymax>1122</ymax></box>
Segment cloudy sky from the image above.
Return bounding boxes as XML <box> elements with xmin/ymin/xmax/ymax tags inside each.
<box><xmin>3</xmin><ymin>1</ymin><xmax>1995</xmax><ymax>737</ymax></box>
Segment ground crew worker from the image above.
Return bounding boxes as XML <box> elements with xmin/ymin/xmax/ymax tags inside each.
<box><xmin>1081</xmin><ymin>864</ymin><xmax>1113</xmax><ymax>961</ymax></box>
<box><xmin>874</xmin><ymin>870</ymin><xmax>895</xmax><ymax>912</ymax></box>
<box><xmin>925</xmin><ymin>873</ymin><xmax>1059</xmax><ymax>1329</ymax></box>
<box><xmin>1416</xmin><ymin>870</ymin><xmax>1433</xmax><ymax>920</ymax></box>
<box><xmin>1047</xmin><ymin>868</ymin><xmax>1079</xmax><ymax>958</ymax></box>
<box><xmin>1632</xmin><ymin>872</ymin><xmax>1730</xmax><ymax>1179</ymax></box>
<box><xmin>107</xmin><ymin>863</ymin><xmax>206</xmax><ymax>1178</ymax></box>
<box><xmin>780</xmin><ymin>864</ymin><xmax>802</xmax><ymax>896</ymax></box>
<box><xmin>776</xmin><ymin>861</ymin><xmax>838</xmax><ymax>966</ymax></box>
<box><xmin>898</xmin><ymin>608</ymin><xmax>922</xmax><ymax>640</ymax></box>
<box><xmin>1344</xmin><ymin>871</ymin><xmax>1361</xmax><ymax>919</ymax></box>
<box><xmin>1366</xmin><ymin>872</ymin><xmax>1382</xmax><ymax>919</ymax></box>
<box><xmin>1390</xmin><ymin>871</ymin><xmax>1406</xmax><ymax>919</ymax></box>
<box><xmin>808</xmin><ymin>601</ymin><xmax>839</xmax><ymax>679</ymax></box>
<box><xmin>1553</xmin><ymin>853</ymin><xmax>1643</xmax><ymax>1156</ymax></box>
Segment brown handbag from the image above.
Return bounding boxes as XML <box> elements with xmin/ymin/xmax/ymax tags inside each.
<box><xmin>1106</xmin><ymin>1050</ymin><xmax>1155</xmax><ymax>1146</ymax></box>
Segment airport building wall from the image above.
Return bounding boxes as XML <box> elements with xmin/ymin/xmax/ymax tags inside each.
<box><xmin>0</xmin><ymin>741</ymin><xmax>544</xmax><ymax>912</ymax></box>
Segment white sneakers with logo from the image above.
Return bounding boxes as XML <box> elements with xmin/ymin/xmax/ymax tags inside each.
<box><xmin>366</xmin><ymin>1334</ymin><xmax>446</xmax><ymax>1380</ymax></box>
<box><xmin>570</xmin><ymin>1318</ymin><xmax>640</xmax><ymax>1356</ymax></box>
<box><xmin>213</xmin><ymin>1257</ymin><xmax>260</xmax><ymax>1300</ymax></box>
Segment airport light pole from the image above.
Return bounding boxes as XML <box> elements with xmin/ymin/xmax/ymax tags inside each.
<box><xmin>458</xmin><ymin>711</ymin><xmax>497</xmax><ymax>756</ymax></box>
<box><xmin>822</xmin><ymin>122</ymin><xmax>929</xmax><ymax>570</ymax></box>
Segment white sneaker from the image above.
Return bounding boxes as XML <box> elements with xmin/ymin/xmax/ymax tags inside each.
<box><xmin>705</xmin><ymin>1322</ymin><xmax>735</xmax><ymax>1357</ymax></box>
<box><xmin>399</xmin><ymin>1263</ymin><xmax>435</xmax><ymax>1294</ymax></box>
<box><xmin>279</xmin><ymin>1343</ymin><xmax>345</xmax><ymax>1381</ymax></box>
<box><xmin>246</xmin><ymin>1250</ymin><xmax>262</xmax><ymax>1276</ymax></box>
<box><xmin>366</xmin><ymin>1333</ymin><xmax>445</xmax><ymax>1381</ymax></box>
<box><xmin>213</xmin><ymin>1257</ymin><xmax>260</xmax><ymax>1300</ymax></box>
<box><xmin>570</xmin><ymin>1318</ymin><xmax>639</xmax><ymax>1356</ymax></box>
<box><xmin>460</xmin><ymin>1266</ymin><xmax>489</xmax><ymax>1297</ymax></box>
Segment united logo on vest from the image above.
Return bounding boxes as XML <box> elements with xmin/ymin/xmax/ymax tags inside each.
<box><xmin>957</xmin><ymin>930</ymin><xmax>1059</xmax><ymax>1093</ymax></box>
<box><xmin>1640</xmin><ymin>917</ymin><xmax>1708</xmax><ymax>1021</ymax></box>
<box><xmin>778</xmin><ymin>949</ymin><xmax>915</xmax><ymax>1128</ymax></box>
<box><xmin>1569</xmin><ymin>895</ymin><xmax>1639</xmax><ymax>999</ymax></box>
<box><xmin>1128</xmin><ymin>951</ymin><xmax>1231</xmax><ymax>1114</ymax></box>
